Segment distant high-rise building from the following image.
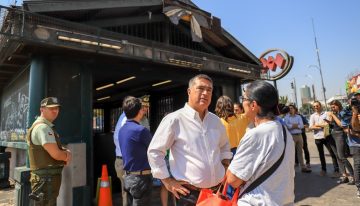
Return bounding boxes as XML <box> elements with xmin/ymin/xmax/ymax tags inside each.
<box><xmin>300</xmin><ymin>85</ymin><xmax>312</xmax><ymax>104</ymax></box>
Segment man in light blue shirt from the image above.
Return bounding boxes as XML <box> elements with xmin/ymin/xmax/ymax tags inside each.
<box><xmin>284</xmin><ymin>105</ymin><xmax>311</xmax><ymax>173</ymax></box>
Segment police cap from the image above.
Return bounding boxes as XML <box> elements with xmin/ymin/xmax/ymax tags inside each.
<box><xmin>141</xmin><ymin>95</ymin><xmax>150</xmax><ymax>107</ymax></box>
<box><xmin>40</xmin><ymin>97</ymin><xmax>61</xmax><ymax>108</ymax></box>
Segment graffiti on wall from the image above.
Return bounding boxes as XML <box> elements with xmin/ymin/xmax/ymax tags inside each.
<box><xmin>0</xmin><ymin>83</ymin><xmax>29</xmax><ymax>142</ymax></box>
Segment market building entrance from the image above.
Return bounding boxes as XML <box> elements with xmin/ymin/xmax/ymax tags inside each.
<box><xmin>0</xmin><ymin>1</ymin><xmax>262</xmax><ymax>204</ymax></box>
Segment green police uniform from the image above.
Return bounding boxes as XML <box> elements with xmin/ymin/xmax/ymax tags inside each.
<box><xmin>27</xmin><ymin>116</ymin><xmax>65</xmax><ymax>206</ymax></box>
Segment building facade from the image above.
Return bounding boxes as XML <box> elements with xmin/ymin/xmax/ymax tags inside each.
<box><xmin>0</xmin><ymin>0</ymin><xmax>263</xmax><ymax>205</ymax></box>
<box><xmin>300</xmin><ymin>85</ymin><xmax>312</xmax><ymax>105</ymax></box>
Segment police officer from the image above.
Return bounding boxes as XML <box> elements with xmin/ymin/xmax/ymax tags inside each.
<box><xmin>27</xmin><ymin>97</ymin><xmax>71</xmax><ymax>205</ymax></box>
<box><xmin>139</xmin><ymin>95</ymin><xmax>150</xmax><ymax>130</ymax></box>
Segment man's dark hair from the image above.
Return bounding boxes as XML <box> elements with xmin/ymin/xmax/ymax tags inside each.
<box><xmin>245</xmin><ymin>80</ymin><xmax>279</xmax><ymax>119</ymax></box>
<box><xmin>122</xmin><ymin>96</ymin><xmax>142</xmax><ymax>119</ymax></box>
<box><xmin>278</xmin><ymin>103</ymin><xmax>290</xmax><ymax>115</ymax></box>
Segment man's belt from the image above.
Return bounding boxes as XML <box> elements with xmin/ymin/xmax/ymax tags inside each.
<box><xmin>116</xmin><ymin>156</ymin><xmax>123</xmax><ymax>159</ymax></box>
<box><xmin>32</xmin><ymin>167</ymin><xmax>63</xmax><ymax>176</ymax></box>
<box><xmin>125</xmin><ymin>169</ymin><xmax>151</xmax><ymax>175</ymax></box>
<box><xmin>183</xmin><ymin>182</ymin><xmax>221</xmax><ymax>192</ymax></box>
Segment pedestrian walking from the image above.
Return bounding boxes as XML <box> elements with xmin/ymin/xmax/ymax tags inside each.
<box><xmin>27</xmin><ymin>97</ymin><xmax>71</xmax><ymax>205</ymax></box>
<box><xmin>147</xmin><ymin>74</ymin><xmax>232</xmax><ymax>206</ymax></box>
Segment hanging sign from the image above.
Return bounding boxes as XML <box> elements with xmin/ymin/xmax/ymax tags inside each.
<box><xmin>259</xmin><ymin>49</ymin><xmax>293</xmax><ymax>81</ymax></box>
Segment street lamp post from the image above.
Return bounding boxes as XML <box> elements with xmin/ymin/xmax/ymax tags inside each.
<box><xmin>308</xmin><ymin>65</ymin><xmax>327</xmax><ymax>110</ymax></box>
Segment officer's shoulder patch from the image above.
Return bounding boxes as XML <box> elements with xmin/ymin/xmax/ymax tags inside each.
<box><xmin>48</xmin><ymin>132</ymin><xmax>54</xmax><ymax>136</ymax></box>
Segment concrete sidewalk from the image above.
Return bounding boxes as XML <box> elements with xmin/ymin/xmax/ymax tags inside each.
<box><xmin>294</xmin><ymin>132</ymin><xmax>359</xmax><ymax>206</ymax></box>
<box><xmin>1</xmin><ymin>132</ymin><xmax>359</xmax><ymax>205</ymax></box>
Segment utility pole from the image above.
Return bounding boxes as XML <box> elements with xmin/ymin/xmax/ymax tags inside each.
<box><xmin>311</xmin><ymin>18</ymin><xmax>327</xmax><ymax>110</ymax></box>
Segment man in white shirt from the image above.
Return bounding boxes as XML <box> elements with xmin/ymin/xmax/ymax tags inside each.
<box><xmin>147</xmin><ymin>74</ymin><xmax>232</xmax><ymax>206</ymax></box>
<box><xmin>226</xmin><ymin>80</ymin><xmax>295</xmax><ymax>206</ymax></box>
<box><xmin>284</xmin><ymin>104</ymin><xmax>311</xmax><ymax>173</ymax></box>
<box><xmin>309</xmin><ymin>101</ymin><xmax>339</xmax><ymax>176</ymax></box>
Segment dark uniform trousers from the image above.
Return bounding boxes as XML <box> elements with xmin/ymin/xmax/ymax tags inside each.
<box><xmin>30</xmin><ymin>169</ymin><xmax>62</xmax><ymax>206</ymax></box>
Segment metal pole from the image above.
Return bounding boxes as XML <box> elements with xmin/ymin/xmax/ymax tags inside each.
<box><xmin>273</xmin><ymin>80</ymin><xmax>277</xmax><ymax>90</ymax></box>
<box><xmin>312</xmin><ymin>18</ymin><xmax>327</xmax><ymax>110</ymax></box>
<box><xmin>293</xmin><ymin>78</ymin><xmax>298</xmax><ymax>107</ymax></box>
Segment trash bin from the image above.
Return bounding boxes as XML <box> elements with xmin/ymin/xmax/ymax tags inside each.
<box><xmin>14</xmin><ymin>166</ymin><xmax>31</xmax><ymax>206</ymax></box>
<box><xmin>0</xmin><ymin>151</ymin><xmax>11</xmax><ymax>188</ymax></box>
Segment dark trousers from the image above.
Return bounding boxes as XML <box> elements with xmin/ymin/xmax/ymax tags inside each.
<box><xmin>351</xmin><ymin>147</ymin><xmax>360</xmax><ymax>189</ymax></box>
<box><xmin>124</xmin><ymin>174</ymin><xmax>152</xmax><ymax>206</ymax></box>
<box><xmin>175</xmin><ymin>189</ymin><xmax>200</xmax><ymax>206</ymax></box>
<box><xmin>295</xmin><ymin>132</ymin><xmax>310</xmax><ymax>164</ymax></box>
<box><xmin>30</xmin><ymin>173</ymin><xmax>61</xmax><ymax>206</ymax></box>
<box><xmin>315</xmin><ymin>136</ymin><xmax>339</xmax><ymax>172</ymax></box>
<box><xmin>332</xmin><ymin>131</ymin><xmax>354</xmax><ymax>175</ymax></box>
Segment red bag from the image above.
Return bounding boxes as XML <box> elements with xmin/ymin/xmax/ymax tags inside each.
<box><xmin>196</xmin><ymin>179</ymin><xmax>239</xmax><ymax>206</ymax></box>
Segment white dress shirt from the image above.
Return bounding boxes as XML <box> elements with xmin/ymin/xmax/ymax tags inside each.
<box><xmin>309</xmin><ymin>112</ymin><xmax>327</xmax><ymax>139</ymax></box>
<box><xmin>148</xmin><ymin>103</ymin><xmax>232</xmax><ymax>188</ymax></box>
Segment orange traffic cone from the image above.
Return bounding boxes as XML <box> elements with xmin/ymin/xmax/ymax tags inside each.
<box><xmin>98</xmin><ymin>165</ymin><xmax>113</xmax><ymax>206</ymax></box>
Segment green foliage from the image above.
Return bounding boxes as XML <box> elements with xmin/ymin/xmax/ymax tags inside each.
<box><xmin>279</xmin><ymin>96</ymin><xmax>289</xmax><ymax>104</ymax></box>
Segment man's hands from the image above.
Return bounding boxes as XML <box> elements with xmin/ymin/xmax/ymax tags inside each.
<box><xmin>291</xmin><ymin>123</ymin><xmax>299</xmax><ymax>129</ymax></box>
<box><xmin>161</xmin><ymin>177</ymin><xmax>190</xmax><ymax>199</ymax></box>
<box><xmin>64</xmin><ymin>149</ymin><xmax>72</xmax><ymax>166</ymax></box>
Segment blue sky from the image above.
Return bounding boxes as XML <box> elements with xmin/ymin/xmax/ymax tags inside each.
<box><xmin>2</xmin><ymin>0</ymin><xmax>360</xmax><ymax>105</ymax></box>
<box><xmin>193</xmin><ymin>0</ymin><xmax>360</xmax><ymax>105</ymax></box>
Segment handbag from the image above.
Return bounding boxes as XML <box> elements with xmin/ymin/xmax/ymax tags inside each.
<box><xmin>196</xmin><ymin>178</ymin><xmax>239</xmax><ymax>206</ymax></box>
<box><xmin>323</xmin><ymin>123</ymin><xmax>330</xmax><ymax>137</ymax></box>
<box><xmin>239</xmin><ymin>124</ymin><xmax>287</xmax><ymax>198</ymax></box>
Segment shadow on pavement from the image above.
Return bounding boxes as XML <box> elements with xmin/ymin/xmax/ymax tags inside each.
<box><xmin>295</xmin><ymin>163</ymin><xmax>339</xmax><ymax>203</ymax></box>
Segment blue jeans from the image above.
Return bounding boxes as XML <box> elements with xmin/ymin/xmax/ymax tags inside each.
<box><xmin>351</xmin><ymin>146</ymin><xmax>360</xmax><ymax>189</ymax></box>
<box><xmin>332</xmin><ymin>131</ymin><xmax>354</xmax><ymax>175</ymax></box>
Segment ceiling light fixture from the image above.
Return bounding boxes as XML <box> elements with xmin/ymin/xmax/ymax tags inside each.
<box><xmin>96</xmin><ymin>83</ymin><xmax>114</xmax><ymax>91</ymax></box>
<box><xmin>58</xmin><ymin>35</ymin><xmax>122</xmax><ymax>49</ymax></box>
<box><xmin>228</xmin><ymin>67</ymin><xmax>251</xmax><ymax>74</ymax></box>
<box><xmin>116</xmin><ymin>76</ymin><xmax>136</xmax><ymax>84</ymax></box>
<box><xmin>152</xmin><ymin>80</ymin><xmax>172</xmax><ymax>87</ymax></box>
<box><xmin>97</xmin><ymin>96</ymin><xmax>111</xmax><ymax>101</ymax></box>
